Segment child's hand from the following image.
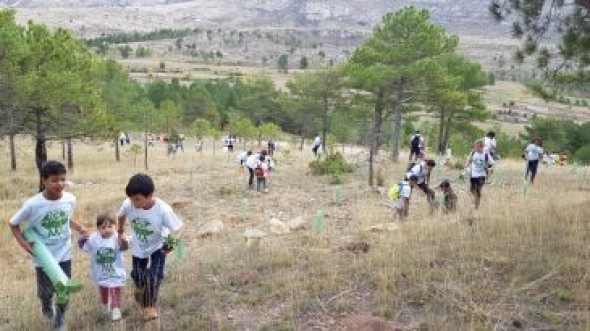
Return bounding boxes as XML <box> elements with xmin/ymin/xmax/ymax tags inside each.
<box><xmin>23</xmin><ymin>241</ymin><xmax>35</xmax><ymax>256</ymax></box>
<box><xmin>78</xmin><ymin>228</ymin><xmax>90</xmax><ymax>239</ymax></box>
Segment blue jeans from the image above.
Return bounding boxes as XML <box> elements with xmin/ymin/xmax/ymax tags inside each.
<box><xmin>131</xmin><ymin>249</ymin><xmax>166</xmax><ymax>307</ymax></box>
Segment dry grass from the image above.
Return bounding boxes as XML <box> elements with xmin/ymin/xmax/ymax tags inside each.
<box><xmin>1</xmin><ymin>137</ymin><xmax>589</xmax><ymax>330</ymax></box>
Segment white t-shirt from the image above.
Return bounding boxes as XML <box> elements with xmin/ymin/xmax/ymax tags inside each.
<box><xmin>118</xmin><ymin>198</ymin><xmax>183</xmax><ymax>258</ymax></box>
<box><xmin>468</xmin><ymin>151</ymin><xmax>494</xmax><ymax>178</ymax></box>
<box><xmin>245</xmin><ymin>153</ymin><xmax>261</xmax><ymax>169</ymax></box>
<box><xmin>237</xmin><ymin>152</ymin><xmax>248</xmax><ymax>164</ymax></box>
<box><xmin>407</xmin><ymin>162</ymin><xmax>429</xmax><ymax>185</ymax></box>
<box><xmin>484</xmin><ymin>137</ymin><xmax>496</xmax><ymax>154</ymax></box>
<box><xmin>312</xmin><ymin>136</ymin><xmax>321</xmax><ymax>147</ymax></box>
<box><xmin>9</xmin><ymin>192</ymin><xmax>76</xmax><ymax>267</ymax></box>
<box><xmin>395</xmin><ymin>182</ymin><xmax>412</xmax><ymax>209</ymax></box>
<box><xmin>81</xmin><ymin>233</ymin><xmax>127</xmax><ymax>288</ymax></box>
<box><xmin>525</xmin><ymin>144</ymin><xmax>544</xmax><ymax>161</ymax></box>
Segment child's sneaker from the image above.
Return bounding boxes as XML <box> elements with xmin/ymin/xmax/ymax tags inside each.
<box><xmin>111</xmin><ymin>308</ymin><xmax>122</xmax><ymax>321</ymax></box>
<box><xmin>142</xmin><ymin>307</ymin><xmax>159</xmax><ymax>320</ymax></box>
<box><xmin>101</xmin><ymin>304</ymin><xmax>111</xmax><ymax>314</ymax></box>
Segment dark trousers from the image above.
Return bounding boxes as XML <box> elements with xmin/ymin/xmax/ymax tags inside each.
<box><xmin>131</xmin><ymin>249</ymin><xmax>166</xmax><ymax>307</ymax></box>
<box><xmin>526</xmin><ymin>160</ymin><xmax>539</xmax><ymax>180</ymax></box>
<box><xmin>248</xmin><ymin>168</ymin><xmax>255</xmax><ymax>187</ymax></box>
<box><xmin>257</xmin><ymin>177</ymin><xmax>267</xmax><ymax>192</ymax></box>
<box><xmin>36</xmin><ymin>260</ymin><xmax>71</xmax><ymax>320</ymax></box>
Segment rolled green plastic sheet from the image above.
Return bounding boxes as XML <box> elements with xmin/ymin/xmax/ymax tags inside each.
<box><xmin>23</xmin><ymin>227</ymin><xmax>82</xmax><ymax>305</ymax></box>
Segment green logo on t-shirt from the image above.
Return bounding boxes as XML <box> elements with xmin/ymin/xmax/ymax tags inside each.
<box><xmin>41</xmin><ymin>210</ymin><xmax>68</xmax><ymax>237</ymax></box>
<box><xmin>96</xmin><ymin>247</ymin><xmax>116</xmax><ymax>272</ymax></box>
<box><xmin>131</xmin><ymin>218</ymin><xmax>154</xmax><ymax>244</ymax></box>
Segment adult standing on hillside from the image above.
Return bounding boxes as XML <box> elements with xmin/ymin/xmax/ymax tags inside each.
<box><xmin>484</xmin><ymin>131</ymin><xmax>498</xmax><ymax>160</ymax></box>
<box><xmin>311</xmin><ymin>135</ymin><xmax>322</xmax><ymax>156</ymax></box>
<box><xmin>524</xmin><ymin>138</ymin><xmax>543</xmax><ymax>184</ymax></box>
<box><xmin>409</xmin><ymin>131</ymin><xmax>424</xmax><ymax>162</ymax></box>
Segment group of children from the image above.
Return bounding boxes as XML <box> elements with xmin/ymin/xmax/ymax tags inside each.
<box><xmin>9</xmin><ymin>161</ymin><xmax>183</xmax><ymax>330</ymax></box>
<box><xmin>391</xmin><ymin>138</ymin><xmax>496</xmax><ymax>219</ymax></box>
<box><xmin>238</xmin><ymin>149</ymin><xmax>275</xmax><ymax>193</ymax></box>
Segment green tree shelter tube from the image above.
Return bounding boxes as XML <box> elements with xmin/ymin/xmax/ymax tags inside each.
<box><xmin>24</xmin><ymin>227</ymin><xmax>83</xmax><ymax>305</ymax></box>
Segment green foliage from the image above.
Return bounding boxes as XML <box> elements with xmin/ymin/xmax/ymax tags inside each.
<box><xmin>309</xmin><ymin>153</ymin><xmax>353</xmax><ymax>176</ymax></box>
<box><xmin>278</xmin><ymin>54</ymin><xmax>289</xmax><ymax>73</ymax></box>
<box><xmin>574</xmin><ymin>145</ymin><xmax>590</xmax><ymax>164</ymax></box>
<box><xmin>299</xmin><ymin>56</ymin><xmax>309</xmax><ymax>70</ymax></box>
<box><xmin>135</xmin><ymin>46</ymin><xmax>152</xmax><ymax>58</ymax></box>
<box><xmin>118</xmin><ymin>45</ymin><xmax>133</xmax><ymax>59</ymax></box>
<box><xmin>192</xmin><ymin>118</ymin><xmax>212</xmax><ymax>139</ymax></box>
<box><xmin>84</xmin><ymin>28</ymin><xmax>198</xmax><ymax>47</ymax></box>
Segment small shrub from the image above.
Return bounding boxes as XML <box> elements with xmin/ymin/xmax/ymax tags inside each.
<box><xmin>309</xmin><ymin>153</ymin><xmax>353</xmax><ymax>176</ymax></box>
<box><xmin>216</xmin><ymin>186</ymin><xmax>234</xmax><ymax>196</ymax></box>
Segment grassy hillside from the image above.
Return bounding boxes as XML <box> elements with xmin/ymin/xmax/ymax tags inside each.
<box><xmin>1</xmin><ymin>138</ymin><xmax>588</xmax><ymax>330</ymax></box>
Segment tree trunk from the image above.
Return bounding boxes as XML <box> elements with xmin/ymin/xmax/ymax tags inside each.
<box><xmin>299</xmin><ymin>134</ymin><xmax>305</xmax><ymax>151</ymax></box>
<box><xmin>442</xmin><ymin>115</ymin><xmax>453</xmax><ymax>153</ymax></box>
<box><xmin>372</xmin><ymin>89</ymin><xmax>385</xmax><ymax>157</ymax></box>
<box><xmin>66</xmin><ymin>138</ymin><xmax>73</xmax><ymax>170</ymax></box>
<box><xmin>368</xmin><ymin>143</ymin><xmax>374</xmax><ymax>187</ymax></box>
<box><xmin>35</xmin><ymin>108</ymin><xmax>47</xmax><ymax>192</ymax></box>
<box><xmin>322</xmin><ymin>97</ymin><xmax>329</xmax><ymax>153</ymax></box>
<box><xmin>115</xmin><ymin>138</ymin><xmax>120</xmax><ymax>162</ymax></box>
<box><xmin>437</xmin><ymin>111</ymin><xmax>446</xmax><ymax>154</ymax></box>
<box><xmin>144</xmin><ymin>134</ymin><xmax>148</xmax><ymax>170</ymax></box>
<box><xmin>61</xmin><ymin>140</ymin><xmax>66</xmax><ymax>160</ymax></box>
<box><xmin>9</xmin><ymin>133</ymin><xmax>16</xmax><ymax>171</ymax></box>
<box><xmin>392</xmin><ymin>77</ymin><xmax>406</xmax><ymax>162</ymax></box>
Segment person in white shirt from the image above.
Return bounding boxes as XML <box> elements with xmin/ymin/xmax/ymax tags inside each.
<box><xmin>312</xmin><ymin>135</ymin><xmax>322</xmax><ymax>156</ymax></box>
<box><xmin>9</xmin><ymin>161</ymin><xmax>88</xmax><ymax>331</ymax></box>
<box><xmin>409</xmin><ymin>131</ymin><xmax>425</xmax><ymax>162</ymax></box>
<box><xmin>484</xmin><ymin>131</ymin><xmax>498</xmax><ymax>159</ymax></box>
<box><xmin>465</xmin><ymin>140</ymin><xmax>495</xmax><ymax>209</ymax></box>
<box><xmin>524</xmin><ymin>138</ymin><xmax>544</xmax><ymax>184</ymax></box>
<box><xmin>406</xmin><ymin>159</ymin><xmax>437</xmax><ymax>208</ymax></box>
<box><xmin>245</xmin><ymin>151</ymin><xmax>262</xmax><ymax>188</ymax></box>
<box><xmin>444</xmin><ymin>146</ymin><xmax>453</xmax><ymax>165</ymax></box>
<box><xmin>395</xmin><ymin>176</ymin><xmax>418</xmax><ymax>219</ymax></box>
<box><xmin>255</xmin><ymin>154</ymin><xmax>270</xmax><ymax>193</ymax></box>
<box><xmin>78</xmin><ymin>213</ymin><xmax>127</xmax><ymax>321</ymax></box>
<box><xmin>117</xmin><ymin>174</ymin><xmax>183</xmax><ymax>321</ymax></box>
<box><xmin>237</xmin><ymin>151</ymin><xmax>252</xmax><ymax>176</ymax></box>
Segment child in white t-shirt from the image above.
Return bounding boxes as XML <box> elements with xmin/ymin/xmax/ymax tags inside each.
<box><xmin>394</xmin><ymin>176</ymin><xmax>418</xmax><ymax>219</ymax></box>
<box><xmin>117</xmin><ymin>174</ymin><xmax>183</xmax><ymax>321</ymax></box>
<box><xmin>524</xmin><ymin>138</ymin><xmax>543</xmax><ymax>184</ymax></box>
<box><xmin>78</xmin><ymin>213</ymin><xmax>127</xmax><ymax>321</ymax></box>
<box><xmin>9</xmin><ymin>160</ymin><xmax>88</xmax><ymax>331</ymax></box>
<box><xmin>465</xmin><ymin>140</ymin><xmax>495</xmax><ymax>209</ymax></box>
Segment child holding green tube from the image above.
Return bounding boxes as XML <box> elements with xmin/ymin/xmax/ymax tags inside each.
<box><xmin>9</xmin><ymin>161</ymin><xmax>88</xmax><ymax>331</ymax></box>
<box><xmin>117</xmin><ymin>173</ymin><xmax>183</xmax><ymax>321</ymax></box>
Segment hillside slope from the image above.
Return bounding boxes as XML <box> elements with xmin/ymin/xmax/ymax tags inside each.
<box><xmin>1</xmin><ymin>0</ymin><xmax>507</xmax><ymax>37</ymax></box>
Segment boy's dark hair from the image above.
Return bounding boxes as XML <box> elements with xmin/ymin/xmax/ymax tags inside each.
<box><xmin>425</xmin><ymin>159</ymin><xmax>436</xmax><ymax>167</ymax></box>
<box><xmin>408</xmin><ymin>175</ymin><xmax>419</xmax><ymax>182</ymax></box>
<box><xmin>486</xmin><ymin>131</ymin><xmax>496</xmax><ymax>138</ymax></box>
<box><xmin>40</xmin><ymin>160</ymin><xmax>67</xmax><ymax>179</ymax></box>
<box><xmin>259</xmin><ymin>155</ymin><xmax>266</xmax><ymax>161</ymax></box>
<box><xmin>261</xmin><ymin>150</ymin><xmax>268</xmax><ymax>156</ymax></box>
<box><xmin>247</xmin><ymin>150</ymin><xmax>252</xmax><ymax>155</ymax></box>
<box><xmin>125</xmin><ymin>173</ymin><xmax>155</xmax><ymax>197</ymax></box>
<box><xmin>96</xmin><ymin>212</ymin><xmax>116</xmax><ymax>228</ymax></box>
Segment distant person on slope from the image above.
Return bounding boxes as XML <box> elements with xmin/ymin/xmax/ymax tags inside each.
<box><xmin>465</xmin><ymin>140</ymin><xmax>495</xmax><ymax>210</ymax></box>
<box><xmin>409</xmin><ymin>130</ymin><xmax>424</xmax><ymax>162</ymax></box>
<box><xmin>524</xmin><ymin>138</ymin><xmax>543</xmax><ymax>184</ymax></box>
<box><xmin>484</xmin><ymin>131</ymin><xmax>498</xmax><ymax>160</ymax></box>
<box><xmin>389</xmin><ymin>175</ymin><xmax>418</xmax><ymax>220</ymax></box>
<box><xmin>245</xmin><ymin>151</ymin><xmax>261</xmax><ymax>189</ymax></box>
<box><xmin>311</xmin><ymin>135</ymin><xmax>322</xmax><ymax>156</ymax></box>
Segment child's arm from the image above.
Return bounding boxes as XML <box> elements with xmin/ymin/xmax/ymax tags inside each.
<box><xmin>70</xmin><ymin>219</ymin><xmax>89</xmax><ymax>238</ymax></box>
<box><xmin>10</xmin><ymin>224</ymin><xmax>34</xmax><ymax>255</ymax></box>
<box><xmin>117</xmin><ymin>214</ymin><xmax>128</xmax><ymax>246</ymax></box>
